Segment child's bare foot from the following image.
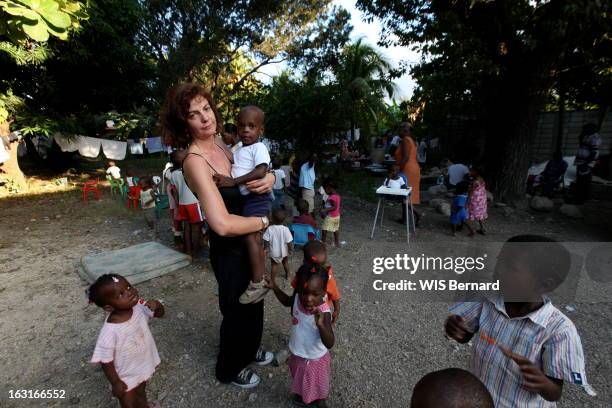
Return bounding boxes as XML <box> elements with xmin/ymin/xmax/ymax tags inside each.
<box><xmin>477</xmin><ymin>229</ymin><xmax>486</xmax><ymax>235</ymax></box>
<box><xmin>239</xmin><ymin>280</ymin><xmax>269</xmax><ymax>304</ymax></box>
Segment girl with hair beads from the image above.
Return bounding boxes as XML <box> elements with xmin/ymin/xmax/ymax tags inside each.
<box><xmin>88</xmin><ymin>274</ymin><xmax>165</xmax><ymax>408</ymax></box>
<box><xmin>267</xmin><ymin>263</ymin><xmax>335</xmax><ymax>407</ymax></box>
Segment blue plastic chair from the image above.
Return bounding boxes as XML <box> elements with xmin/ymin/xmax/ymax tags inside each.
<box><xmin>288</xmin><ymin>223</ymin><xmax>321</xmax><ymax>246</ymax></box>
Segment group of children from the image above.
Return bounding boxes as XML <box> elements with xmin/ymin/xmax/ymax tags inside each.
<box><xmin>88</xmin><ymin>238</ymin><xmax>341</xmax><ymax>408</ymax></box>
<box><xmin>94</xmin><ymin>108</ymin><xmax>594</xmax><ymax>407</ymax></box>
<box><xmin>87</xmin><ymin>233</ymin><xmax>594</xmax><ymax>408</ymax></box>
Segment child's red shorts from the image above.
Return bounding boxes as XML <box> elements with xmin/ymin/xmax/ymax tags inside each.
<box><xmin>178</xmin><ymin>203</ymin><xmax>205</xmax><ymax>223</ymax></box>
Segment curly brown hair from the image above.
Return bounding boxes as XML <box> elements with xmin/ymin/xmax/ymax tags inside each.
<box><xmin>159</xmin><ymin>83</ymin><xmax>223</xmax><ymax>148</ymax></box>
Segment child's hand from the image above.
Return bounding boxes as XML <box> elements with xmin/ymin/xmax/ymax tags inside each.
<box><xmin>332</xmin><ymin>309</ymin><xmax>340</xmax><ymax>324</ymax></box>
<box><xmin>111</xmin><ymin>380</ymin><xmax>127</xmax><ymax>398</ymax></box>
<box><xmin>144</xmin><ymin>299</ymin><xmax>165</xmax><ymax>318</ymax></box>
<box><xmin>213</xmin><ymin>174</ymin><xmax>235</xmax><ymax>188</ymax></box>
<box><xmin>499</xmin><ymin>346</ymin><xmax>563</xmax><ymax>400</ymax></box>
<box><xmin>145</xmin><ymin>300</ymin><xmax>159</xmax><ymax>311</ymax></box>
<box><xmin>263</xmin><ymin>276</ymin><xmax>275</xmax><ymax>289</ymax></box>
<box><xmin>444</xmin><ymin>315</ymin><xmax>473</xmax><ymax>343</ymax></box>
<box><xmin>314</xmin><ymin>310</ymin><xmax>326</xmax><ymax>328</ymax></box>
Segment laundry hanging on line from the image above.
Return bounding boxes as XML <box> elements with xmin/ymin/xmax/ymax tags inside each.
<box><xmin>100</xmin><ymin>139</ymin><xmax>127</xmax><ymax>160</ymax></box>
<box><xmin>145</xmin><ymin>136</ymin><xmax>165</xmax><ymax>153</ymax></box>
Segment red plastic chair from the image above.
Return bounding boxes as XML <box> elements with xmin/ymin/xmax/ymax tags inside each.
<box><xmin>82</xmin><ymin>178</ymin><xmax>101</xmax><ymax>202</ymax></box>
<box><xmin>127</xmin><ymin>186</ymin><xmax>142</xmax><ymax>209</ymax></box>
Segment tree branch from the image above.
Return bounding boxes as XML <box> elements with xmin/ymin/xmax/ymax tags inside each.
<box><xmin>227</xmin><ymin>57</ymin><xmax>287</xmax><ymax>96</ymax></box>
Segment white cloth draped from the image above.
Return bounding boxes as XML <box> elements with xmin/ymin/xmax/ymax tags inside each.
<box><xmin>101</xmin><ymin>139</ymin><xmax>127</xmax><ymax>160</ymax></box>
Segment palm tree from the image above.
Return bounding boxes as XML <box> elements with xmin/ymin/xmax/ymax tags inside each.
<box><xmin>333</xmin><ymin>38</ymin><xmax>397</xmax><ymax>141</ymax></box>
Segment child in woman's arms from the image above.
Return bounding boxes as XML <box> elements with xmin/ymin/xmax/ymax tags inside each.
<box><xmin>214</xmin><ymin>106</ymin><xmax>271</xmax><ymax>304</ymax></box>
<box><xmin>88</xmin><ymin>274</ymin><xmax>165</xmax><ymax>408</ymax></box>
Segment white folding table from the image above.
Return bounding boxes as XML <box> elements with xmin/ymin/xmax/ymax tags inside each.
<box><xmin>370</xmin><ymin>186</ymin><xmax>416</xmax><ymax>243</ymax></box>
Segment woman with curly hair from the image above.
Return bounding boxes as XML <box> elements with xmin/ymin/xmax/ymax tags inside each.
<box><xmin>160</xmin><ymin>83</ymin><xmax>276</xmax><ymax>389</ymax></box>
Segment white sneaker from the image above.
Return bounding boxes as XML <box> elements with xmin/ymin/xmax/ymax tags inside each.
<box><xmin>231</xmin><ymin>367</ymin><xmax>260</xmax><ymax>389</ymax></box>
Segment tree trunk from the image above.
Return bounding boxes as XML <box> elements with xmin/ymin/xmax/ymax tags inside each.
<box><xmin>484</xmin><ymin>85</ymin><xmax>542</xmax><ymax>206</ymax></box>
<box><xmin>0</xmin><ymin>121</ymin><xmax>27</xmax><ymax>192</ymax></box>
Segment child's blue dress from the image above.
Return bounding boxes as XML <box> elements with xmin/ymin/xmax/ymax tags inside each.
<box><xmin>450</xmin><ymin>194</ymin><xmax>469</xmax><ymax>225</ymax></box>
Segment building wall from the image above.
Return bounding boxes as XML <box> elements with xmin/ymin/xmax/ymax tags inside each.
<box><xmin>532</xmin><ymin>110</ymin><xmax>611</xmax><ymax>164</ymax></box>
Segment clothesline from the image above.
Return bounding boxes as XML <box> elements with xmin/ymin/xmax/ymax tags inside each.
<box><xmin>53</xmin><ymin>134</ymin><xmax>168</xmax><ymax>160</ymax></box>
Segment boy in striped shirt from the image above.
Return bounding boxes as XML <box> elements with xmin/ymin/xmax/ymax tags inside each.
<box><xmin>445</xmin><ymin>235</ymin><xmax>595</xmax><ymax>407</ymax></box>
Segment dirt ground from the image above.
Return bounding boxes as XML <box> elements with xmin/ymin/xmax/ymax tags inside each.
<box><xmin>1</xmin><ymin>183</ymin><xmax>611</xmax><ymax>408</ymax></box>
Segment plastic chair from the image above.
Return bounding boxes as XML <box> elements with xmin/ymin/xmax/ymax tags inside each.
<box><xmin>82</xmin><ymin>178</ymin><xmax>101</xmax><ymax>202</ymax></box>
<box><xmin>288</xmin><ymin>223</ymin><xmax>321</xmax><ymax>246</ymax></box>
<box><xmin>106</xmin><ymin>175</ymin><xmax>126</xmax><ymax>198</ymax></box>
<box><xmin>127</xmin><ymin>186</ymin><xmax>142</xmax><ymax>209</ymax></box>
<box><xmin>155</xmin><ymin>194</ymin><xmax>169</xmax><ymax>219</ymax></box>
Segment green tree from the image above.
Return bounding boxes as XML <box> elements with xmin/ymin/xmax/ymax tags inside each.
<box><xmin>1</xmin><ymin>0</ymin><xmax>87</xmax><ymax>191</ymax></box>
<box><xmin>358</xmin><ymin>0</ymin><xmax>611</xmax><ymax>203</ymax></box>
<box><xmin>259</xmin><ymin>71</ymin><xmax>340</xmax><ymax>153</ymax></box>
<box><xmin>139</xmin><ymin>0</ymin><xmax>351</xmax><ymax>99</ymax></box>
<box><xmin>333</xmin><ymin>38</ymin><xmax>397</xmax><ymax>142</ymax></box>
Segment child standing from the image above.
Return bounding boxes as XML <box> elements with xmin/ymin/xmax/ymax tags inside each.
<box><xmin>298</xmin><ymin>240</ymin><xmax>341</xmax><ymax>324</ymax></box>
<box><xmin>139</xmin><ymin>177</ymin><xmax>158</xmax><ymax>236</ymax></box>
<box><xmin>171</xmin><ymin>150</ymin><xmax>205</xmax><ymax>258</ymax></box>
<box><xmin>450</xmin><ymin>181</ymin><xmax>474</xmax><ymax>236</ymax></box>
<box><xmin>267</xmin><ymin>263</ymin><xmax>335</xmax><ymax>407</ymax></box>
<box><xmin>263</xmin><ymin>208</ymin><xmax>294</xmax><ymax>278</ymax></box>
<box><xmin>445</xmin><ymin>235</ymin><xmax>594</xmax><ymax>407</ymax></box>
<box><xmin>167</xmin><ymin>153</ymin><xmax>184</xmax><ymax>249</ymax></box>
<box><xmin>467</xmin><ymin>167</ymin><xmax>488</xmax><ymax>235</ymax></box>
<box><xmin>214</xmin><ymin>106</ymin><xmax>272</xmax><ymax>304</ymax></box>
<box><xmin>88</xmin><ymin>274</ymin><xmax>165</xmax><ymax>408</ymax></box>
<box><xmin>320</xmin><ymin>180</ymin><xmax>342</xmax><ymax>248</ymax></box>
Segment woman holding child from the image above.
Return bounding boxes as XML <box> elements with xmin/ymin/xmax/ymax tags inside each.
<box><xmin>160</xmin><ymin>83</ymin><xmax>276</xmax><ymax>389</ymax></box>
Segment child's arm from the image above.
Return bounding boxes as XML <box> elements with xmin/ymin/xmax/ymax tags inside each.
<box><xmin>500</xmin><ymin>347</ymin><xmax>563</xmax><ymax>402</ymax></box>
<box><xmin>320</xmin><ymin>199</ymin><xmax>337</xmax><ymax>215</ymax></box>
<box><xmin>287</xmin><ymin>241</ymin><xmax>293</xmax><ymax>253</ymax></box>
<box><xmin>264</xmin><ymin>274</ymin><xmax>293</xmax><ymax>307</ymax></box>
<box><xmin>214</xmin><ymin>163</ymin><xmax>268</xmax><ymax>188</ymax></box>
<box><xmin>315</xmin><ymin>310</ymin><xmax>334</xmax><ymax>348</ymax></box>
<box><xmin>331</xmin><ymin>299</ymin><xmax>340</xmax><ymax>323</ymax></box>
<box><xmin>145</xmin><ymin>300</ymin><xmax>165</xmax><ymax>318</ymax></box>
<box><xmin>101</xmin><ymin>362</ymin><xmax>127</xmax><ymax>398</ymax></box>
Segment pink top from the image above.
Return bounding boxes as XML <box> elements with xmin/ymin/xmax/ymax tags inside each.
<box><xmin>327</xmin><ymin>194</ymin><xmax>341</xmax><ymax>217</ymax></box>
<box><xmin>91</xmin><ymin>300</ymin><xmax>160</xmax><ymax>391</ymax></box>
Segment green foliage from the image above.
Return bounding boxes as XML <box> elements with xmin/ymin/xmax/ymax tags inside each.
<box><xmin>0</xmin><ymin>89</ymin><xmax>23</xmax><ymax>123</ymax></box>
<box><xmin>140</xmin><ymin>0</ymin><xmax>351</xmax><ymax>99</ymax></box>
<box><xmin>99</xmin><ymin>110</ymin><xmax>156</xmax><ymax>141</ymax></box>
<box><xmin>333</xmin><ymin>38</ymin><xmax>397</xmax><ymax>142</ymax></box>
<box><xmin>0</xmin><ymin>0</ymin><xmax>87</xmax><ymax>42</ymax></box>
<box><xmin>259</xmin><ymin>72</ymin><xmax>340</xmax><ymax>153</ymax></box>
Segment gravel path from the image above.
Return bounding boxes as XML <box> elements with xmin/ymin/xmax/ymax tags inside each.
<box><xmin>0</xmin><ymin>190</ymin><xmax>610</xmax><ymax>407</ymax></box>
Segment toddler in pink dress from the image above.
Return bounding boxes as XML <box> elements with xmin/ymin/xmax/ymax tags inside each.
<box><xmin>88</xmin><ymin>274</ymin><xmax>165</xmax><ymax>408</ymax></box>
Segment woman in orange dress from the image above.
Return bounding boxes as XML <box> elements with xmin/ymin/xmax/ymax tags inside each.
<box><xmin>394</xmin><ymin>122</ymin><xmax>422</xmax><ymax>225</ymax></box>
